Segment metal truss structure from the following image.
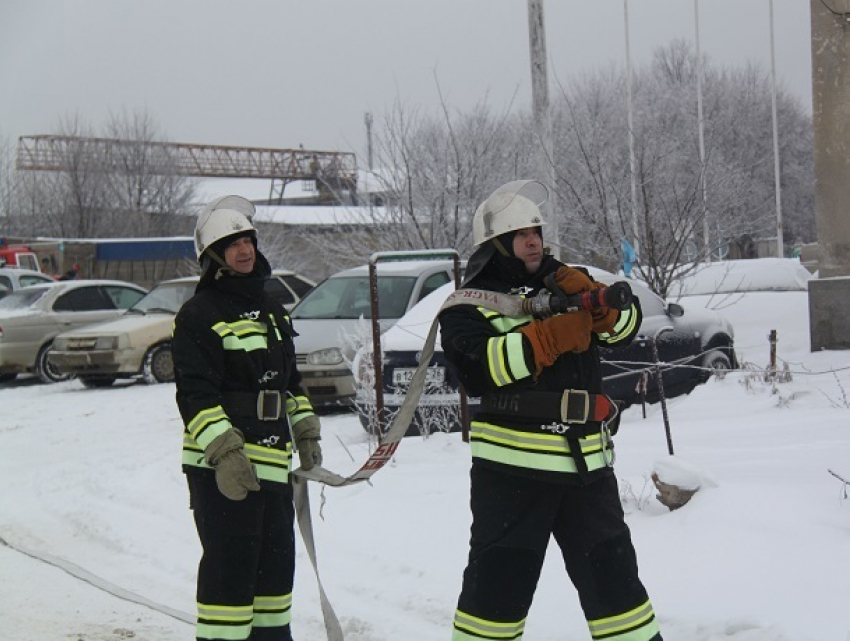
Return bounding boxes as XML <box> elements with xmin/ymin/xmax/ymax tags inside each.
<box><xmin>15</xmin><ymin>135</ymin><xmax>358</xmax><ymax>199</ymax></box>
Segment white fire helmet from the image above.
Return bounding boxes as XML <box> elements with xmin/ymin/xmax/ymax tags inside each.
<box><xmin>194</xmin><ymin>195</ymin><xmax>257</xmax><ymax>261</ymax></box>
<box><xmin>472</xmin><ymin>180</ymin><xmax>549</xmax><ymax>247</ymax></box>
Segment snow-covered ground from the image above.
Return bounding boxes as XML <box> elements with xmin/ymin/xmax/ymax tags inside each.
<box><xmin>1</xmin><ymin>259</ymin><xmax>849</xmax><ymax>641</ymax></box>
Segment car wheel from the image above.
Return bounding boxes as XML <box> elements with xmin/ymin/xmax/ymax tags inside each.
<box><xmin>0</xmin><ymin>373</ymin><xmax>17</xmax><ymax>384</ymax></box>
<box><xmin>702</xmin><ymin>349</ymin><xmax>732</xmax><ymax>382</ymax></box>
<box><xmin>36</xmin><ymin>343</ymin><xmax>73</xmax><ymax>384</ymax></box>
<box><xmin>80</xmin><ymin>376</ymin><xmax>116</xmax><ymax>389</ymax></box>
<box><xmin>142</xmin><ymin>343</ymin><xmax>174</xmax><ymax>384</ymax></box>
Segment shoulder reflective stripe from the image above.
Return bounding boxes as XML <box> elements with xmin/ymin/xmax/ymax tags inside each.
<box><xmin>477</xmin><ymin>305</ymin><xmax>532</xmax><ymax>331</ymax></box>
<box><xmin>470</xmin><ymin>422</ymin><xmax>609</xmax><ymax>473</ymax></box>
<box><xmin>452</xmin><ymin>608</ymin><xmax>526</xmax><ymax>640</ymax></box>
<box><xmin>197</xmin><ymin>602</ymin><xmax>253</xmax><ymax>640</ymax></box>
<box><xmin>504</xmin><ymin>332</ymin><xmax>531</xmax><ymax>380</ymax></box>
<box><xmin>212</xmin><ymin>319</ymin><xmax>267</xmax><ymax>337</ymax></box>
<box><xmin>267</xmin><ymin>313</ymin><xmax>283</xmax><ymax>341</ymax></box>
<box><xmin>587</xmin><ymin>599</ymin><xmax>660</xmax><ymax>640</ymax></box>
<box><xmin>487</xmin><ymin>336</ymin><xmax>511</xmax><ymax>387</ymax></box>
<box><xmin>212</xmin><ymin>319</ymin><xmax>270</xmax><ymax>352</ymax></box>
<box><xmin>187</xmin><ymin>406</ymin><xmax>231</xmax><ymax>448</ymax></box>
<box><xmin>600</xmin><ymin>304</ymin><xmax>638</xmax><ymax>345</ymax></box>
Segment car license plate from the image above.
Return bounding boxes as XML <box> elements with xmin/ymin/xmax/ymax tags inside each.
<box><xmin>393</xmin><ymin>366</ymin><xmax>445</xmax><ymax>386</ymax></box>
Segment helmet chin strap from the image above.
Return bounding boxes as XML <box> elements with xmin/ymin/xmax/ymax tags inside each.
<box><xmin>492</xmin><ymin>237</ymin><xmax>511</xmax><ymax>257</ymax></box>
<box><xmin>202</xmin><ymin>249</ymin><xmax>242</xmax><ymax>280</ymax></box>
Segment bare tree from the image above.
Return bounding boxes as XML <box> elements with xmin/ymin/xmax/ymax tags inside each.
<box><xmin>102</xmin><ymin>109</ymin><xmax>197</xmax><ymax>236</ymax></box>
<box><xmin>11</xmin><ymin>110</ymin><xmax>196</xmax><ymax>240</ymax></box>
<box><xmin>550</xmin><ymin>41</ymin><xmax>814</xmax><ymax>297</ymax></box>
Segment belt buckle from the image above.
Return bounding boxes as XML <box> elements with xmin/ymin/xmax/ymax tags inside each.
<box><xmin>257</xmin><ymin>390</ymin><xmax>282</xmax><ymax>421</ymax></box>
<box><xmin>561</xmin><ymin>389</ymin><xmax>589</xmax><ymax>424</ymax></box>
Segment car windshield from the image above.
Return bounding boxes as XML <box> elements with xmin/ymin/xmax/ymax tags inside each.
<box><xmin>0</xmin><ymin>286</ymin><xmax>49</xmax><ymax>310</ymax></box>
<box><xmin>127</xmin><ymin>282</ymin><xmax>197</xmax><ymax>314</ymax></box>
<box><xmin>292</xmin><ymin>276</ymin><xmax>416</xmax><ymax>320</ymax></box>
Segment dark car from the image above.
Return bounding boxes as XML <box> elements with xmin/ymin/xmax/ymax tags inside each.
<box><xmin>355</xmin><ymin>268</ymin><xmax>737</xmax><ymax>436</ymax></box>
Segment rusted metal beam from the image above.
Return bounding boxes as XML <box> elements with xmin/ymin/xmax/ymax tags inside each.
<box><xmin>15</xmin><ymin>135</ymin><xmax>358</xmax><ymax>186</ymax></box>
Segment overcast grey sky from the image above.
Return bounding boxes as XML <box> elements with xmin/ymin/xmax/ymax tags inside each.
<box><xmin>0</xmin><ymin>0</ymin><xmax>812</xmax><ymax>160</ymax></box>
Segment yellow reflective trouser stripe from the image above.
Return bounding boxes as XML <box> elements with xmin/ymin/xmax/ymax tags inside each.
<box><xmin>588</xmin><ymin>599</ymin><xmax>660</xmax><ymax>641</ymax></box>
<box><xmin>197</xmin><ymin>602</ymin><xmax>252</xmax><ymax>641</ymax></box>
<box><xmin>182</xmin><ymin>436</ymin><xmax>292</xmax><ymax>483</ymax></box>
<box><xmin>286</xmin><ymin>394</ymin><xmax>314</xmax><ymax>425</ymax></box>
<box><xmin>453</xmin><ymin>609</ymin><xmax>525</xmax><ymax>640</ymax></box>
<box><xmin>599</xmin><ymin>304</ymin><xmax>638</xmax><ymax>346</ymax></box>
<box><xmin>470</xmin><ymin>422</ymin><xmax>608</xmax><ymax>474</ymax></box>
<box><xmin>187</xmin><ymin>406</ymin><xmax>232</xmax><ymax>449</ymax></box>
<box><xmin>253</xmin><ymin>592</ymin><xmax>292</xmax><ymax>629</ymax></box>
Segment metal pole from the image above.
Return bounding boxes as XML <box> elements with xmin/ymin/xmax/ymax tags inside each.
<box><xmin>527</xmin><ymin>0</ymin><xmax>560</xmax><ymax>259</ymax></box>
<box><xmin>651</xmin><ymin>326</ymin><xmax>675</xmax><ymax>455</ymax></box>
<box><xmin>695</xmin><ymin>0</ymin><xmax>710</xmax><ymax>261</ymax></box>
<box><xmin>364</xmin><ymin>112</ymin><xmax>374</xmax><ymax>172</ymax></box>
<box><xmin>624</xmin><ymin>0</ymin><xmax>640</xmax><ymax>258</ymax></box>
<box><xmin>769</xmin><ymin>0</ymin><xmax>785</xmax><ymax>257</ymax></box>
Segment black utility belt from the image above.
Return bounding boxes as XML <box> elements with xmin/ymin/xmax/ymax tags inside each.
<box><xmin>224</xmin><ymin>390</ymin><xmax>285</xmax><ymax>422</ymax></box>
<box><xmin>480</xmin><ymin>389</ymin><xmax>615</xmax><ymax>427</ymax></box>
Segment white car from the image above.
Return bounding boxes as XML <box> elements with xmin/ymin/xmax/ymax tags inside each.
<box><xmin>0</xmin><ymin>267</ymin><xmax>56</xmax><ymax>299</ymax></box>
<box><xmin>48</xmin><ymin>270</ymin><xmax>315</xmax><ymax>388</ymax></box>
<box><xmin>290</xmin><ymin>259</ymin><xmax>461</xmax><ymax>407</ymax></box>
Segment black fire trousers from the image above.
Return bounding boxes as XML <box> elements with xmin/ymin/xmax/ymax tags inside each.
<box><xmin>188</xmin><ymin>475</ymin><xmax>296</xmax><ymax>641</ymax></box>
<box><xmin>456</xmin><ymin>463</ymin><xmax>661</xmax><ymax>639</ymax></box>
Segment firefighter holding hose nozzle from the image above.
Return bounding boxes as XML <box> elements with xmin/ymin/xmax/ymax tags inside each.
<box><xmin>438</xmin><ymin>180</ymin><xmax>663</xmax><ymax>641</ymax></box>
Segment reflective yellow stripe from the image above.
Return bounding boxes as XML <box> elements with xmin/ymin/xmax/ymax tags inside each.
<box><xmin>470</xmin><ymin>421</ymin><xmax>608</xmax><ymax>474</ymax></box>
<box><xmin>452</xmin><ymin>608</ymin><xmax>525</xmax><ymax>640</ymax></box>
<box><xmin>182</xmin><ymin>436</ymin><xmax>292</xmax><ymax>483</ymax></box>
<box><xmin>587</xmin><ymin>599</ymin><xmax>660</xmax><ymax>641</ymax></box>
<box><xmin>599</xmin><ymin>304</ymin><xmax>638</xmax><ymax>346</ymax></box>
<box><xmin>487</xmin><ymin>336</ymin><xmax>511</xmax><ymax>386</ymax></box>
<box><xmin>212</xmin><ymin>319</ymin><xmax>269</xmax><ymax>352</ymax></box>
<box><xmin>504</xmin><ymin>332</ymin><xmax>531</xmax><ymax>380</ymax></box>
<box><xmin>266</xmin><ymin>313</ymin><xmax>283</xmax><ymax>341</ymax></box>
<box><xmin>252</xmin><ymin>593</ymin><xmax>292</xmax><ymax>629</ymax></box>
<box><xmin>187</xmin><ymin>406</ymin><xmax>232</xmax><ymax>448</ymax></box>
<box><xmin>197</xmin><ymin>602</ymin><xmax>252</xmax><ymax>641</ymax></box>
<box><xmin>286</xmin><ymin>394</ymin><xmax>315</xmax><ymax>425</ymax></box>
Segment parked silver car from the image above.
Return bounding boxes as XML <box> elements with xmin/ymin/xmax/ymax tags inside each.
<box><xmin>0</xmin><ymin>280</ymin><xmax>148</xmax><ymax>383</ymax></box>
<box><xmin>290</xmin><ymin>259</ymin><xmax>459</xmax><ymax>407</ymax></box>
<box><xmin>48</xmin><ymin>270</ymin><xmax>315</xmax><ymax>388</ymax></box>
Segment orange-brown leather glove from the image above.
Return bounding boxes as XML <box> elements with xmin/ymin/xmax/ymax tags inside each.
<box><xmin>553</xmin><ymin>266</ymin><xmax>594</xmax><ymax>295</ymax></box>
<box><xmin>518</xmin><ymin>311</ymin><xmax>593</xmax><ymax>376</ymax></box>
<box><xmin>554</xmin><ymin>266</ymin><xmax>619</xmax><ymax>334</ymax></box>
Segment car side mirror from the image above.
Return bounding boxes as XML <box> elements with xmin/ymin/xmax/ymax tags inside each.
<box><xmin>667</xmin><ymin>302</ymin><xmax>684</xmax><ymax>318</ymax></box>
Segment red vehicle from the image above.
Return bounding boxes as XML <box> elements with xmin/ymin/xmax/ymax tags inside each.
<box><xmin>0</xmin><ymin>238</ymin><xmax>41</xmax><ymax>272</ymax></box>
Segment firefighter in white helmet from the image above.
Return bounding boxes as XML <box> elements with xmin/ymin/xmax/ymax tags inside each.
<box><xmin>439</xmin><ymin>181</ymin><xmax>662</xmax><ymax>640</ymax></box>
<box><xmin>172</xmin><ymin>195</ymin><xmax>322</xmax><ymax>641</ymax></box>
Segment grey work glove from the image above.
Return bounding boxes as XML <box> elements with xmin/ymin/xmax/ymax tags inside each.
<box><xmin>292</xmin><ymin>415</ymin><xmax>323</xmax><ymax>471</ymax></box>
<box><xmin>205</xmin><ymin>428</ymin><xmax>261</xmax><ymax>500</ymax></box>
